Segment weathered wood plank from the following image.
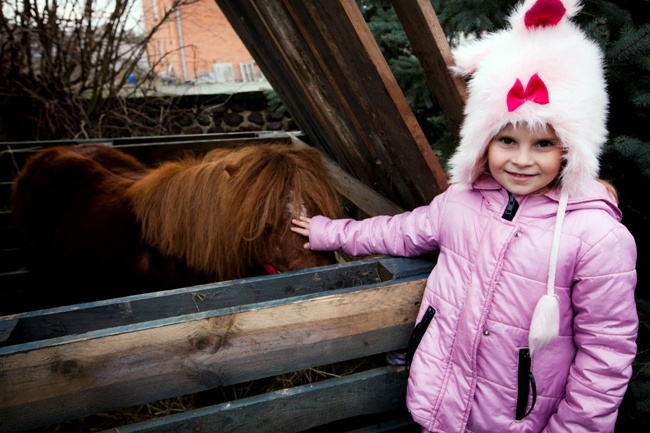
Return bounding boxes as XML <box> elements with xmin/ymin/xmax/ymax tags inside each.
<box><xmin>0</xmin><ymin>134</ymin><xmax>296</xmax><ymax>182</ymax></box>
<box><xmin>0</xmin><ymin>182</ymin><xmax>11</xmax><ymax>211</ymax></box>
<box><xmin>0</xmin><ymin>274</ymin><xmax>427</xmax><ymax>432</ymax></box>
<box><xmin>114</xmin><ymin>135</ymin><xmax>293</xmax><ymax>166</ymax></box>
<box><xmin>0</xmin><ymin>131</ymin><xmax>268</xmax><ymax>152</ymax></box>
<box><xmin>2</xmin><ymin>257</ymin><xmax>433</xmax><ymax>345</ymax></box>
<box><xmin>215</xmin><ymin>0</ymin><xmax>448</xmax><ymax>210</ymax></box>
<box><xmin>0</xmin><ymin>248</ymin><xmax>25</xmax><ymax>274</ymax></box>
<box><xmin>324</xmin><ymin>155</ymin><xmax>406</xmax><ymax>217</ymax></box>
<box><xmin>0</xmin><ymin>319</ymin><xmax>18</xmax><ymax>347</ymax></box>
<box><xmin>100</xmin><ymin>367</ymin><xmax>410</xmax><ymax>433</ymax></box>
<box><xmin>111</xmin><ymin>131</ymin><xmax>264</xmax><ymax>146</ymax></box>
<box><xmin>348</xmin><ymin>418</ymin><xmax>420</xmax><ymax>433</ymax></box>
<box><xmin>0</xmin><ymin>212</ymin><xmax>17</xmax><ymax>251</ymax></box>
<box><xmin>292</xmin><ymin>136</ymin><xmax>405</xmax><ymax>217</ymax></box>
<box><xmin>390</xmin><ymin>0</ymin><xmax>467</xmax><ymax>138</ymax></box>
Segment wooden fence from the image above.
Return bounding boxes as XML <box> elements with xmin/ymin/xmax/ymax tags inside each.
<box><xmin>0</xmin><ymin>134</ymin><xmax>433</xmax><ymax>432</ymax></box>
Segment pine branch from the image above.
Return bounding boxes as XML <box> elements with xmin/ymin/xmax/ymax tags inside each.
<box><xmin>607</xmin><ymin>23</ymin><xmax>650</xmax><ymax>65</ymax></box>
<box><xmin>611</xmin><ymin>136</ymin><xmax>650</xmax><ymax>178</ymax></box>
<box><xmin>633</xmin><ymin>93</ymin><xmax>650</xmax><ymax>108</ymax></box>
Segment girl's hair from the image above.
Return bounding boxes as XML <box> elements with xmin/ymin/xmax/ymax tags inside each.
<box><xmin>597</xmin><ymin>178</ymin><xmax>619</xmax><ymax>203</ymax></box>
<box><xmin>477</xmin><ymin>138</ymin><xmax>618</xmax><ymax>200</ymax></box>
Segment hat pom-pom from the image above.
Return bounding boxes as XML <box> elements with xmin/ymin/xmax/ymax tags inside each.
<box><xmin>529</xmin><ymin>294</ymin><xmax>560</xmax><ymax>355</ymax></box>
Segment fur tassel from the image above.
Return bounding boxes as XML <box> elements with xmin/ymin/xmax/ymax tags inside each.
<box><xmin>528</xmin><ymin>294</ymin><xmax>560</xmax><ymax>355</ymax></box>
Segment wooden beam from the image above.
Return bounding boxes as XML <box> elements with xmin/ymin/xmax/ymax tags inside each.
<box><xmin>2</xmin><ymin>257</ymin><xmax>433</xmax><ymax>345</ymax></box>
<box><xmin>100</xmin><ymin>367</ymin><xmax>412</xmax><ymax>433</ymax></box>
<box><xmin>292</xmin><ymin>137</ymin><xmax>405</xmax><ymax>217</ymax></box>
<box><xmin>0</xmin><ymin>268</ymin><xmax>428</xmax><ymax>432</ymax></box>
<box><xmin>390</xmin><ymin>1</ymin><xmax>467</xmax><ymax>138</ymax></box>
<box><xmin>215</xmin><ymin>0</ymin><xmax>449</xmax><ymax>210</ymax></box>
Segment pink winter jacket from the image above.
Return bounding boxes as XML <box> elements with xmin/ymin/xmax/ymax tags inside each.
<box><xmin>309</xmin><ymin>176</ymin><xmax>638</xmax><ymax>433</ymax></box>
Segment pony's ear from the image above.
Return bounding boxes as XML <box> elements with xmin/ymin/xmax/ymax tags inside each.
<box><xmin>224</xmin><ymin>163</ymin><xmax>239</xmax><ymax>178</ymax></box>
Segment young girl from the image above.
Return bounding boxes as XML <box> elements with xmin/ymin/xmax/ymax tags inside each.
<box><xmin>292</xmin><ymin>1</ymin><xmax>638</xmax><ymax>432</ymax></box>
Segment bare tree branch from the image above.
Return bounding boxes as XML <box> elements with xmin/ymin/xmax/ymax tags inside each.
<box><xmin>0</xmin><ymin>0</ymin><xmax>201</xmax><ymax>139</ymax></box>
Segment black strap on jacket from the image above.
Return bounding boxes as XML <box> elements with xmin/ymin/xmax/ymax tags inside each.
<box><xmin>516</xmin><ymin>348</ymin><xmax>537</xmax><ymax>420</ymax></box>
<box><xmin>405</xmin><ymin>306</ymin><xmax>435</xmax><ymax>370</ymax></box>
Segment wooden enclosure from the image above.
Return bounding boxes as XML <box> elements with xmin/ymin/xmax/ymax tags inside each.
<box><xmin>0</xmin><ymin>133</ymin><xmax>432</xmax><ymax>432</ymax></box>
<box><xmin>0</xmin><ymin>0</ymin><xmax>467</xmax><ymax>431</ymax></box>
<box><xmin>1</xmin><ymin>253</ymin><xmax>434</xmax><ymax>432</ymax></box>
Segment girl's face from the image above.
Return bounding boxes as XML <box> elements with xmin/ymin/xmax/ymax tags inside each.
<box><xmin>487</xmin><ymin>123</ymin><xmax>563</xmax><ymax>196</ymax></box>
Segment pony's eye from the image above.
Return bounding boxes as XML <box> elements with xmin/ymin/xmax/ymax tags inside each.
<box><xmin>264</xmin><ymin>224</ymin><xmax>274</xmax><ymax>234</ymax></box>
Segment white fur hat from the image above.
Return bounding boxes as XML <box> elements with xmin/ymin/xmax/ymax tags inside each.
<box><xmin>448</xmin><ymin>0</ymin><xmax>608</xmax><ymax>196</ymax></box>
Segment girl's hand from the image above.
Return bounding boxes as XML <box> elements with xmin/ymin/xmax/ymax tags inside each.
<box><xmin>291</xmin><ymin>216</ymin><xmax>312</xmax><ymax>250</ymax></box>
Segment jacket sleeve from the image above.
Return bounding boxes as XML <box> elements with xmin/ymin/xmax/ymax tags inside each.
<box><xmin>543</xmin><ymin>226</ymin><xmax>638</xmax><ymax>433</ymax></box>
<box><xmin>308</xmin><ymin>193</ymin><xmax>446</xmax><ymax>257</ymax></box>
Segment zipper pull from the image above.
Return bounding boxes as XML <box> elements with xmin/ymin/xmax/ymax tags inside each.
<box><xmin>502</xmin><ymin>191</ymin><xmax>519</xmax><ymax>221</ymax></box>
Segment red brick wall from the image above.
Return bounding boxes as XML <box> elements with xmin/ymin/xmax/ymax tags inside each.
<box><xmin>142</xmin><ymin>0</ymin><xmax>259</xmax><ymax>83</ymax></box>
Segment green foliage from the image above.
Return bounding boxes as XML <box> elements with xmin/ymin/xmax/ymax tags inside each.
<box><xmin>388</xmin><ymin>56</ymin><xmax>436</xmax><ymax>110</ymax></box>
<box><xmin>633</xmin><ymin>92</ymin><xmax>650</xmax><ymax>108</ymax></box>
<box><xmin>358</xmin><ymin>0</ymin><xmax>515</xmax><ymax>168</ymax></box>
<box><xmin>364</xmin><ymin>5</ymin><xmax>412</xmax><ymax>59</ymax></box>
<box><xmin>609</xmin><ymin>136</ymin><xmax>650</xmax><ymax>178</ymax></box>
<box><xmin>263</xmin><ymin>89</ymin><xmax>285</xmax><ymax>112</ymax></box>
<box><xmin>607</xmin><ymin>23</ymin><xmax>650</xmax><ymax>65</ymax></box>
<box><xmin>431</xmin><ymin>0</ymin><xmax>510</xmax><ymax>42</ymax></box>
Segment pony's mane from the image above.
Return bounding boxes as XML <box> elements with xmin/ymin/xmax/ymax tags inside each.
<box><xmin>127</xmin><ymin>144</ymin><xmax>341</xmax><ymax>280</ymax></box>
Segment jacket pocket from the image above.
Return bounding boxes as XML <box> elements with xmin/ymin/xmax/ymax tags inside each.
<box><xmin>516</xmin><ymin>348</ymin><xmax>537</xmax><ymax>420</ymax></box>
<box><xmin>406</xmin><ymin>306</ymin><xmax>435</xmax><ymax>369</ymax></box>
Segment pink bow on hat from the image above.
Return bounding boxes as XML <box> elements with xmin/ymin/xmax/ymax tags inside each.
<box><xmin>507</xmin><ymin>73</ymin><xmax>550</xmax><ymax>112</ymax></box>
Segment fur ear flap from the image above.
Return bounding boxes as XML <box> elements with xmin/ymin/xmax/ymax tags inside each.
<box><xmin>450</xmin><ymin>37</ymin><xmax>496</xmax><ymax>77</ymax></box>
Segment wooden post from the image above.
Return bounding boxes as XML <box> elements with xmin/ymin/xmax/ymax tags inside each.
<box><xmin>215</xmin><ymin>0</ymin><xmax>449</xmax><ymax>209</ymax></box>
<box><xmin>390</xmin><ymin>0</ymin><xmax>467</xmax><ymax>138</ymax></box>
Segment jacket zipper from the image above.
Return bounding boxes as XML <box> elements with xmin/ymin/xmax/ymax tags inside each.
<box><xmin>502</xmin><ymin>191</ymin><xmax>519</xmax><ymax>221</ymax></box>
<box><xmin>406</xmin><ymin>306</ymin><xmax>436</xmax><ymax>369</ymax></box>
<box><xmin>516</xmin><ymin>348</ymin><xmax>537</xmax><ymax>420</ymax></box>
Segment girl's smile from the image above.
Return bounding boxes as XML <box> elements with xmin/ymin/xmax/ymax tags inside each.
<box><xmin>487</xmin><ymin>123</ymin><xmax>564</xmax><ymax>196</ymax></box>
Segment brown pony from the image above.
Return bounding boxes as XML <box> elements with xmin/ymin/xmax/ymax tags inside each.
<box><xmin>11</xmin><ymin>143</ymin><xmax>341</xmax><ymax>304</ymax></box>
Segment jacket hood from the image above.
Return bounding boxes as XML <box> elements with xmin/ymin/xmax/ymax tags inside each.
<box><xmin>448</xmin><ymin>0</ymin><xmax>608</xmax><ymax>197</ymax></box>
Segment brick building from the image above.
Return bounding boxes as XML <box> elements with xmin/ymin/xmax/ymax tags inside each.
<box><xmin>142</xmin><ymin>0</ymin><xmax>262</xmax><ymax>84</ymax></box>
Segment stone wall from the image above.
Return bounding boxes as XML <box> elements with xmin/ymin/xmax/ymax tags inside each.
<box><xmin>171</xmin><ymin>95</ymin><xmax>297</xmax><ymax>135</ymax></box>
<box><xmin>0</xmin><ymin>91</ymin><xmax>296</xmax><ymax>142</ymax></box>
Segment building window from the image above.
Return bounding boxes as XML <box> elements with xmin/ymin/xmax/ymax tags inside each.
<box><xmin>213</xmin><ymin>62</ymin><xmax>234</xmax><ymax>83</ymax></box>
<box><xmin>240</xmin><ymin>62</ymin><xmax>256</xmax><ymax>82</ymax></box>
<box><xmin>152</xmin><ymin>0</ymin><xmax>159</xmax><ymax>20</ymax></box>
<box><xmin>157</xmin><ymin>40</ymin><xmax>165</xmax><ymax>64</ymax></box>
